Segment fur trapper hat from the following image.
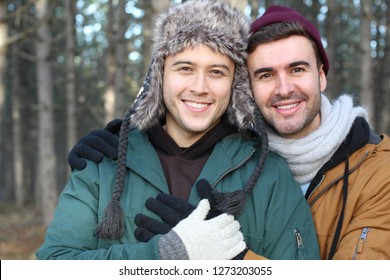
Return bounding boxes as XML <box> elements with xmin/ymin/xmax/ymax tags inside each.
<box><xmin>130</xmin><ymin>0</ymin><xmax>256</xmax><ymax>131</ymax></box>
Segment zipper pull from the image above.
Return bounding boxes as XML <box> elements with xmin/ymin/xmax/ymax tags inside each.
<box><xmin>295</xmin><ymin>229</ymin><xmax>304</xmax><ymax>248</ymax></box>
<box><xmin>352</xmin><ymin>227</ymin><xmax>370</xmax><ymax>259</ymax></box>
<box><xmin>356</xmin><ymin>227</ymin><xmax>370</xmax><ymax>253</ymax></box>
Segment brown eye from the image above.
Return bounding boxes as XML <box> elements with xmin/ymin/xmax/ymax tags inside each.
<box><xmin>292</xmin><ymin>67</ymin><xmax>304</xmax><ymax>73</ymax></box>
<box><xmin>259</xmin><ymin>73</ymin><xmax>271</xmax><ymax>80</ymax></box>
<box><xmin>209</xmin><ymin>69</ymin><xmax>224</xmax><ymax>77</ymax></box>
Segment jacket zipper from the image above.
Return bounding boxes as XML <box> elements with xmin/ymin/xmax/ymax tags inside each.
<box><xmin>295</xmin><ymin>228</ymin><xmax>304</xmax><ymax>248</ymax></box>
<box><xmin>308</xmin><ymin>151</ymin><xmax>369</xmax><ymax>207</ymax></box>
<box><xmin>352</xmin><ymin>227</ymin><xmax>370</xmax><ymax>259</ymax></box>
<box><xmin>211</xmin><ymin>148</ymin><xmax>256</xmax><ymax>189</ymax></box>
<box><xmin>294</xmin><ymin>228</ymin><xmax>305</xmax><ymax>260</ymax></box>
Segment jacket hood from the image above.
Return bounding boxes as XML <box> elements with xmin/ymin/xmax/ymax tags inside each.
<box><xmin>129</xmin><ymin>0</ymin><xmax>257</xmax><ymax>132</ymax></box>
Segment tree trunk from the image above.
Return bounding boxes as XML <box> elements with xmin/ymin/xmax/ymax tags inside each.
<box><xmin>141</xmin><ymin>2</ymin><xmax>154</xmax><ymax>74</ymax></box>
<box><xmin>141</xmin><ymin>0</ymin><xmax>170</xmax><ymax>73</ymax></box>
<box><xmin>248</xmin><ymin>0</ymin><xmax>261</xmax><ymax>20</ymax></box>
<box><xmin>360</xmin><ymin>0</ymin><xmax>374</xmax><ymax>125</ymax></box>
<box><xmin>65</xmin><ymin>0</ymin><xmax>77</xmax><ymax>174</ymax></box>
<box><xmin>11</xmin><ymin>46</ymin><xmax>24</xmax><ymax>206</ymax></box>
<box><xmin>35</xmin><ymin>0</ymin><xmax>57</xmax><ymax>225</ymax></box>
<box><xmin>324</xmin><ymin>0</ymin><xmax>337</xmax><ymax>99</ymax></box>
<box><xmin>381</xmin><ymin>2</ymin><xmax>390</xmax><ymax>134</ymax></box>
<box><xmin>104</xmin><ymin>0</ymin><xmax>115</xmax><ymax>124</ymax></box>
<box><xmin>0</xmin><ymin>0</ymin><xmax>8</xmax><ymax>200</ymax></box>
<box><xmin>114</xmin><ymin>0</ymin><xmax>128</xmax><ymax>117</ymax></box>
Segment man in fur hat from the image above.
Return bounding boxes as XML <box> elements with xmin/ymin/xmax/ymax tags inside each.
<box><xmin>37</xmin><ymin>0</ymin><xmax>319</xmax><ymax>260</ymax></box>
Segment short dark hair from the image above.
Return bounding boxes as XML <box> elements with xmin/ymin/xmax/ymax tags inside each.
<box><xmin>247</xmin><ymin>21</ymin><xmax>323</xmax><ymax>72</ymax></box>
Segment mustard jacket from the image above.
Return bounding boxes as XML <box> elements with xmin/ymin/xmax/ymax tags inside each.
<box><xmin>306</xmin><ymin>119</ymin><xmax>390</xmax><ymax>259</ymax></box>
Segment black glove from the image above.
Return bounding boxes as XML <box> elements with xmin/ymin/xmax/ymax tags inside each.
<box><xmin>67</xmin><ymin>119</ymin><xmax>122</xmax><ymax>170</ymax></box>
<box><xmin>135</xmin><ymin>179</ymin><xmax>248</xmax><ymax>259</ymax></box>
<box><xmin>134</xmin><ymin>179</ymin><xmax>220</xmax><ymax>242</ymax></box>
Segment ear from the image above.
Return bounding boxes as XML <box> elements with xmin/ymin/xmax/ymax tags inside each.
<box><xmin>319</xmin><ymin>65</ymin><xmax>327</xmax><ymax>92</ymax></box>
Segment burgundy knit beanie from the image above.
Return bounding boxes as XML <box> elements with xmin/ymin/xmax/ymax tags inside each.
<box><xmin>250</xmin><ymin>5</ymin><xmax>329</xmax><ymax>75</ymax></box>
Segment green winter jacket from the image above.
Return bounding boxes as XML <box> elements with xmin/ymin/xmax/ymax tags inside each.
<box><xmin>36</xmin><ymin>129</ymin><xmax>319</xmax><ymax>260</ymax></box>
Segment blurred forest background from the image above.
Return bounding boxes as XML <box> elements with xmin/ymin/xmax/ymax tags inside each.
<box><xmin>0</xmin><ymin>0</ymin><xmax>389</xmax><ymax>259</ymax></box>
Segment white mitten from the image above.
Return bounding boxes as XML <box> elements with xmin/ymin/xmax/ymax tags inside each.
<box><xmin>158</xmin><ymin>199</ymin><xmax>245</xmax><ymax>260</ymax></box>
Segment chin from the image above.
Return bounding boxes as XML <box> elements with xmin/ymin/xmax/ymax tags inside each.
<box><xmin>188</xmin><ymin>126</ymin><xmax>209</xmax><ymax>134</ymax></box>
<box><xmin>274</xmin><ymin>122</ymin><xmax>304</xmax><ymax>136</ymax></box>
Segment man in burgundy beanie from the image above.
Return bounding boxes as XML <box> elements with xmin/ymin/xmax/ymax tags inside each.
<box><xmin>247</xmin><ymin>5</ymin><xmax>390</xmax><ymax>260</ymax></box>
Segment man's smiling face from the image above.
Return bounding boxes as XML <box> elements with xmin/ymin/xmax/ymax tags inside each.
<box><xmin>248</xmin><ymin>35</ymin><xmax>327</xmax><ymax>139</ymax></box>
<box><xmin>163</xmin><ymin>44</ymin><xmax>235</xmax><ymax>147</ymax></box>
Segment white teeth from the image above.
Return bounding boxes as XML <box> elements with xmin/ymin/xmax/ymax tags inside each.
<box><xmin>185</xmin><ymin>101</ymin><xmax>208</xmax><ymax>108</ymax></box>
<box><xmin>277</xmin><ymin>103</ymin><xmax>298</xmax><ymax>110</ymax></box>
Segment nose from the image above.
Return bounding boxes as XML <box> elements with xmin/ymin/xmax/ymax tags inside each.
<box><xmin>189</xmin><ymin>72</ymin><xmax>209</xmax><ymax>94</ymax></box>
<box><xmin>275</xmin><ymin>74</ymin><xmax>294</xmax><ymax>97</ymax></box>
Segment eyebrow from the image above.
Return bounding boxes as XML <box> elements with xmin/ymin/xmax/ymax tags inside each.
<box><xmin>172</xmin><ymin>61</ymin><xmax>232</xmax><ymax>74</ymax></box>
<box><xmin>290</xmin><ymin>60</ymin><xmax>311</xmax><ymax>68</ymax></box>
<box><xmin>253</xmin><ymin>67</ymin><xmax>273</xmax><ymax>77</ymax></box>
<box><xmin>253</xmin><ymin>60</ymin><xmax>311</xmax><ymax>76</ymax></box>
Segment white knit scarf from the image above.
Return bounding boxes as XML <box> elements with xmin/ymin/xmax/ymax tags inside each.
<box><xmin>267</xmin><ymin>94</ymin><xmax>368</xmax><ymax>184</ymax></box>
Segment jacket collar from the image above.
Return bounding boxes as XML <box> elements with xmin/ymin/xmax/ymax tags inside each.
<box><xmin>125</xmin><ymin>128</ymin><xmax>258</xmax><ymax>194</ymax></box>
<box><xmin>305</xmin><ymin>117</ymin><xmax>371</xmax><ymax>199</ymax></box>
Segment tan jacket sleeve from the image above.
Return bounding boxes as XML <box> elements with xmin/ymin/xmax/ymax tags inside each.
<box><xmin>243</xmin><ymin>250</ymin><xmax>268</xmax><ymax>260</ymax></box>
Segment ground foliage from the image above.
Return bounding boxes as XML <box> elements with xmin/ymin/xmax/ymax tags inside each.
<box><xmin>0</xmin><ymin>203</ymin><xmax>46</xmax><ymax>260</ymax></box>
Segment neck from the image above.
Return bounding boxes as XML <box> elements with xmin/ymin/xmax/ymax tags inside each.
<box><xmin>164</xmin><ymin>126</ymin><xmax>203</xmax><ymax>148</ymax></box>
<box><xmin>164</xmin><ymin>124</ymin><xmax>217</xmax><ymax>148</ymax></box>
